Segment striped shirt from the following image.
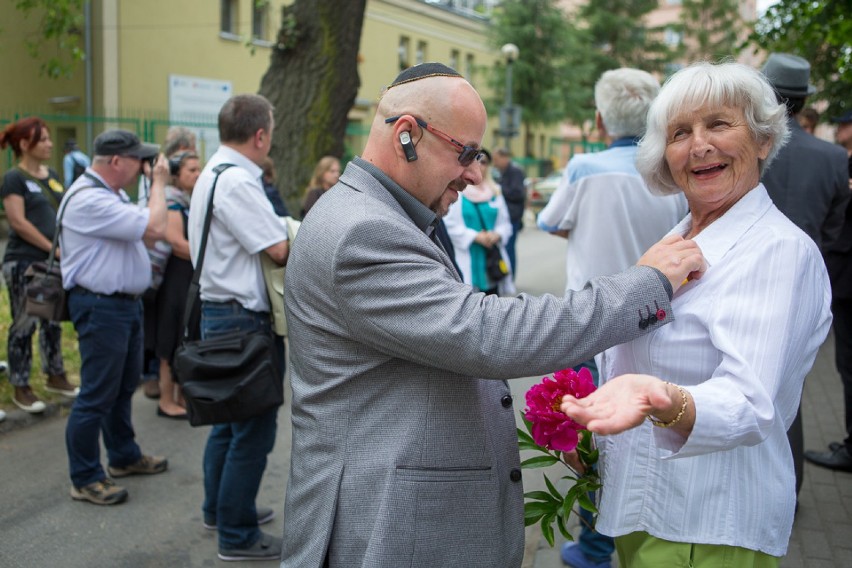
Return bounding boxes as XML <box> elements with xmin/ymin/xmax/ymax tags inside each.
<box><xmin>596</xmin><ymin>184</ymin><xmax>832</xmax><ymax>557</ymax></box>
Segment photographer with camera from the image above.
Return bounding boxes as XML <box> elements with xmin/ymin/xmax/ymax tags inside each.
<box><xmin>137</xmin><ymin>127</ymin><xmax>197</xmax><ymax>400</ymax></box>
<box><xmin>153</xmin><ymin>151</ymin><xmax>202</xmax><ymax>419</ymax></box>
<box><xmin>61</xmin><ymin>129</ymin><xmax>170</xmax><ymax>506</ymax></box>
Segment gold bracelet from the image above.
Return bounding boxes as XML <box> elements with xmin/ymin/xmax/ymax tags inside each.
<box><xmin>647</xmin><ymin>383</ymin><xmax>688</xmax><ymax>428</ymax></box>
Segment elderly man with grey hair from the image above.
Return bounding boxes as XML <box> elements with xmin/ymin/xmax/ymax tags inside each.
<box><xmin>538</xmin><ymin>67</ymin><xmax>688</xmax><ymax>568</ymax></box>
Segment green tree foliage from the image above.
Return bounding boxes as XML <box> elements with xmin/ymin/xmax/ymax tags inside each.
<box><xmin>488</xmin><ymin>0</ymin><xmax>680</xmax><ymax>145</ymax></box>
<box><xmin>747</xmin><ymin>0</ymin><xmax>852</xmax><ymax>118</ymax></box>
<box><xmin>11</xmin><ymin>0</ymin><xmax>84</xmax><ymax>78</ymax></box>
<box><xmin>570</xmin><ymin>0</ymin><xmax>677</xmax><ymax>133</ymax></box>
<box><xmin>679</xmin><ymin>0</ymin><xmax>744</xmax><ymax>63</ymax></box>
<box><xmin>487</xmin><ymin>0</ymin><xmax>592</xmax><ymax>129</ymax></box>
<box><xmin>578</xmin><ymin>0</ymin><xmax>675</xmax><ymax>74</ymax></box>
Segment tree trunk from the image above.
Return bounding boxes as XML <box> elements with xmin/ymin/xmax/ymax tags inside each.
<box><xmin>258</xmin><ymin>0</ymin><xmax>367</xmax><ymax>216</ymax></box>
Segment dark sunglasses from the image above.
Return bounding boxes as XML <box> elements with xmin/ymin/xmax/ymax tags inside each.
<box><xmin>385</xmin><ymin>115</ymin><xmax>483</xmax><ymax>167</ymax></box>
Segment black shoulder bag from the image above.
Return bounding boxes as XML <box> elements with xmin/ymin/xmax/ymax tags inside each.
<box><xmin>472</xmin><ymin>202</ymin><xmax>509</xmax><ymax>282</ymax></box>
<box><xmin>23</xmin><ymin>183</ymin><xmax>96</xmax><ymax>321</ymax></box>
<box><xmin>173</xmin><ymin>164</ymin><xmax>284</xmax><ymax>427</ymax></box>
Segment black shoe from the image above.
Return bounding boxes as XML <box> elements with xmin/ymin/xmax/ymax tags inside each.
<box><xmin>828</xmin><ymin>441</ymin><xmax>844</xmax><ymax>452</ymax></box>
<box><xmin>218</xmin><ymin>531</ymin><xmax>282</xmax><ymax>561</ymax></box>
<box><xmin>804</xmin><ymin>446</ymin><xmax>852</xmax><ymax>472</ymax></box>
<box><xmin>157</xmin><ymin>407</ymin><xmax>188</xmax><ymax>420</ymax></box>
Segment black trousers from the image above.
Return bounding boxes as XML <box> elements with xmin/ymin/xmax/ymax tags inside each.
<box><xmin>831</xmin><ymin>298</ymin><xmax>852</xmax><ymax>451</ymax></box>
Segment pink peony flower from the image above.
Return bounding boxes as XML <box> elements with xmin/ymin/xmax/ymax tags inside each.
<box><xmin>523</xmin><ymin>367</ymin><xmax>596</xmax><ymax>452</ymax></box>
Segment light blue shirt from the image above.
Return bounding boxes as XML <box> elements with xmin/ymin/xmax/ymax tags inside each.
<box><xmin>59</xmin><ymin>169</ymin><xmax>151</xmax><ymax>294</ymax></box>
<box><xmin>62</xmin><ymin>150</ymin><xmax>91</xmax><ymax>188</ymax></box>
<box><xmin>537</xmin><ymin>143</ymin><xmax>687</xmax><ymax>292</ymax></box>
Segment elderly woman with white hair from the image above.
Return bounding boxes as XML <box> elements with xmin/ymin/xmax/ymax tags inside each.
<box><xmin>560</xmin><ymin>61</ymin><xmax>832</xmax><ymax>567</ymax></box>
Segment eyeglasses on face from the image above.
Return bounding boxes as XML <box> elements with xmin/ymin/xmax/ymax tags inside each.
<box><xmin>384</xmin><ymin>115</ymin><xmax>483</xmax><ymax>167</ymax></box>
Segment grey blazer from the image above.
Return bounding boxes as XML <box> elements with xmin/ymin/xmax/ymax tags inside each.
<box><xmin>762</xmin><ymin>117</ymin><xmax>849</xmax><ymax>251</ymax></box>
<box><xmin>281</xmin><ymin>162</ymin><xmax>673</xmax><ymax>568</ymax></box>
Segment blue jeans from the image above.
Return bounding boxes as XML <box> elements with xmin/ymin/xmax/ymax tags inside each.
<box><xmin>574</xmin><ymin>358</ymin><xmax>614</xmax><ymax>563</ymax></box>
<box><xmin>65</xmin><ymin>289</ymin><xmax>144</xmax><ymax>487</ymax></box>
<box><xmin>200</xmin><ymin>301</ymin><xmax>284</xmax><ymax>550</ymax></box>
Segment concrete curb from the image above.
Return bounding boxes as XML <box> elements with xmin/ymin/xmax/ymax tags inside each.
<box><xmin>0</xmin><ymin>397</ymin><xmax>74</xmax><ymax>434</ymax></box>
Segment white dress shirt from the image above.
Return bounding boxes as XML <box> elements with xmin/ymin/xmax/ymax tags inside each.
<box><xmin>596</xmin><ymin>184</ymin><xmax>832</xmax><ymax>557</ymax></box>
<box><xmin>187</xmin><ymin>145</ymin><xmax>287</xmax><ymax>312</ymax></box>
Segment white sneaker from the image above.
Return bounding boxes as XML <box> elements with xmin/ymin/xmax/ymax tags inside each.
<box><xmin>0</xmin><ymin>360</ymin><xmax>7</xmax><ymax>373</ymax></box>
<box><xmin>13</xmin><ymin>387</ymin><xmax>47</xmax><ymax>414</ymax></box>
<box><xmin>0</xmin><ymin>409</ymin><xmax>6</xmax><ymax>422</ymax></box>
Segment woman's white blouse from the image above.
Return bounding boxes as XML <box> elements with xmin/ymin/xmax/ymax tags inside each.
<box><xmin>596</xmin><ymin>184</ymin><xmax>832</xmax><ymax>557</ymax></box>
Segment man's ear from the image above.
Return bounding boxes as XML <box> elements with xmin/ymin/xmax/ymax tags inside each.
<box><xmin>595</xmin><ymin>111</ymin><xmax>606</xmax><ymax>137</ymax></box>
<box><xmin>255</xmin><ymin>128</ymin><xmax>267</xmax><ymax>148</ymax></box>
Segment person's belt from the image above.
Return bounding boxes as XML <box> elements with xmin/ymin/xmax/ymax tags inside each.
<box><xmin>71</xmin><ymin>285</ymin><xmax>142</xmax><ymax>301</ymax></box>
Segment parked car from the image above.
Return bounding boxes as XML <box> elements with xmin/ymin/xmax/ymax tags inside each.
<box><xmin>525</xmin><ymin>171</ymin><xmax>562</xmax><ymax>213</ymax></box>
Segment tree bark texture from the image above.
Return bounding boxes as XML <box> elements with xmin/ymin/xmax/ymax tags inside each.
<box><xmin>259</xmin><ymin>0</ymin><xmax>367</xmax><ymax>216</ymax></box>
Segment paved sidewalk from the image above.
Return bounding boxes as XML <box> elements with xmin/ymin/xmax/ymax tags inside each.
<box><xmin>522</xmin><ymin>332</ymin><xmax>852</xmax><ymax>568</ymax></box>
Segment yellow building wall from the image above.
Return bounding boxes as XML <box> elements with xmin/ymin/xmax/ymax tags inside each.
<box><xmin>100</xmin><ymin>0</ymin><xmax>291</xmax><ymax>115</ymax></box>
<box><xmin>1</xmin><ymin>0</ymin><xmax>554</xmax><ymax>170</ymax></box>
<box><xmin>0</xmin><ymin>2</ymin><xmax>86</xmax><ymax>116</ymax></box>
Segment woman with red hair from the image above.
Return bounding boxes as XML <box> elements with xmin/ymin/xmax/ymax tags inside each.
<box><xmin>0</xmin><ymin>117</ymin><xmax>76</xmax><ymax>413</ymax></box>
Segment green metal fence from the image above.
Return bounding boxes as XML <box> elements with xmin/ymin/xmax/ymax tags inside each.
<box><xmin>2</xmin><ymin>111</ymin><xmax>607</xmax><ymax>183</ymax></box>
<box><xmin>0</xmin><ymin>112</ymin><xmax>217</xmax><ymax>177</ymax></box>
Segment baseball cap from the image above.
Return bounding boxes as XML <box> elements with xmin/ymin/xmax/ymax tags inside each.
<box><xmin>93</xmin><ymin>129</ymin><xmax>159</xmax><ymax>159</ymax></box>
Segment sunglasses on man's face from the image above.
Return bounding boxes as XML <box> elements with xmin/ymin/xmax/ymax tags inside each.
<box><xmin>385</xmin><ymin>115</ymin><xmax>483</xmax><ymax>167</ymax></box>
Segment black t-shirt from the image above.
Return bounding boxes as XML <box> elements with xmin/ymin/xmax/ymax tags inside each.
<box><xmin>0</xmin><ymin>167</ymin><xmax>64</xmax><ymax>262</ymax></box>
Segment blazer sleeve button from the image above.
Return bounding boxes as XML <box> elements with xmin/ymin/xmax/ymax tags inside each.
<box><xmin>656</xmin><ymin>309</ymin><xmax>666</xmax><ymax>321</ymax></box>
<box><xmin>501</xmin><ymin>394</ymin><xmax>513</xmax><ymax>408</ymax></box>
<box><xmin>510</xmin><ymin>468</ymin><xmax>522</xmax><ymax>482</ymax></box>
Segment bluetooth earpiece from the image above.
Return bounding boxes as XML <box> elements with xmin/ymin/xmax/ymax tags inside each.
<box><xmin>400</xmin><ymin>131</ymin><xmax>418</xmax><ymax>162</ymax></box>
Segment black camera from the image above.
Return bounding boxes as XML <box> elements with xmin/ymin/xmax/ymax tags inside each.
<box><xmin>168</xmin><ymin>152</ymin><xmax>189</xmax><ymax>176</ymax></box>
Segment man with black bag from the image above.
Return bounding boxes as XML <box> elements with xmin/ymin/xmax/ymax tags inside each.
<box><xmin>186</xmin><ymin>93</ymin><xmax>288</xmax><ymax>562</ymax></box>
<box><xmin>60</xmin><ymin>129</ymin><xmax>171</xmax><ymax>506</ymax></box>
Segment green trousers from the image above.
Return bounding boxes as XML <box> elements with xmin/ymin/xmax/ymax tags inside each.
<box><xmin>616</xmin><ymin>531</ymin><xmax>780</xmax><ymax>568</ymax></box>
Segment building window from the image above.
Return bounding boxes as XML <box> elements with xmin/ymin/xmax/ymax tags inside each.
<box><xmin>398</xmin><ymin>37</ymin><xmax>411</xmax><ymax>71</ymax></box>
<box><xmin>465</xmin><ymin>53</ymin><xmax>475</xmax><ymax>81</ymax></box>
<box><xmin>252</xmin><ymin>2</ymin><xmax>268</xmax><ymax>41</ymax></box>
<box><xmin>450</xmin><ymin>49</ymin><xmax>460</xmax><ymax>71</ymax></box>
<box><xmin>221</xmin><ymin>0</ymin><xmax>238</xmax><ymax>35</ymax></box>
<box><xmin>416</xmin><ymin>41</ymin><xmax>427</xmax><ymax>66</ymax></box>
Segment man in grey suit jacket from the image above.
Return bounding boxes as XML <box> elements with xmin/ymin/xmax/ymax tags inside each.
<box><xmin>281</xmin><ymin>63</ymin><xmax>705</xmax><ymax>568</ymax></box>
<box><xmin>761</xmin><ymin>53</ymin><xmax>850</xmax><ymax>498</ymax></box>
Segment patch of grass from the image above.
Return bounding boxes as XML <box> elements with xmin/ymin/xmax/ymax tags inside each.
<box><xmin>0</xmin><ymin>288</ymin><xmax>82</xmax><ymax>411</ymax></box>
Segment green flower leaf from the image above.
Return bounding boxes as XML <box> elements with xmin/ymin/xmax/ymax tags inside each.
<box><xmin>521</xmin><ymin>455</ymin><xmax>560</xmax><ymax>468</ymax></box>
<box><xmin>577</xmin><ymin>491</ymin><xmax>599</xmax><ymax>514</ymax></box>
<box><xmin>544</xmin><ymin>473</ymin><xmax>563</xmax><ymax>501</ymax></box>
<box><xmin>540</xmin><ymin>513</ymin><xmax>556</xmax><ymax>547</ymax></box>
<box><xmin>524</xmin><ymin>490</ymin><xmax>559</xmax><ymax>504</ymax></box>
